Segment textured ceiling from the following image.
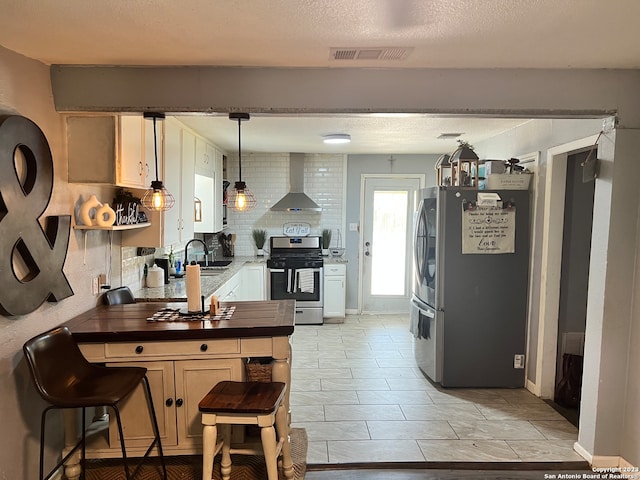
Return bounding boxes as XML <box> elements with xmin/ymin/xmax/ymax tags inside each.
<box><xmin>2</xmin><ymin>0</ymin><xmax>638</xmax><ymax>68</ymax></box>
<box><xmin>0</xmin><ymin>0</ymin><xmax>629</xmax><ymax>153</ymax></box>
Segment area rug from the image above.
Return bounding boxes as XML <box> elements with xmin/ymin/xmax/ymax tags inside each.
<box><xmin>83</xmin><ymin>428</ymin><xmax>307</xmax><ymax>480</ymax></box>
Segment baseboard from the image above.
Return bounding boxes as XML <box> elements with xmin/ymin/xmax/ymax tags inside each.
<box><xmin>345</xmin><ymin>308</ymin><xmax>358</xmax><ymax>315</ymax></box>
<box><xmin>620</xmin><ymin>457</ymin><xmax>639</xmax><ymax>469</ymax></box>
<box><xmin>576</xmin><ymin>441</ymin><xmax>638</xmax><ymax>469</ymax></box>
<box><xmin>526</xmin><ymin>378</ymin><xmax>541</xmax><ymax>396</ymax></box>
<box><xmin>574</xmin><ymin>441</ymin><xmax>593</xmax><ymax>464</ymax></box>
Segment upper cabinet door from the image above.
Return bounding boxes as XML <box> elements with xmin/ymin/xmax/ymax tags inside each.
<box><xmin>163</xmin><ymin>119</ymin><xmax>183</xmax><ymax>246</ymax></box>
<box><xmin>180</xmin><ymin>129</ymin><xmax>196</xmax><ymax>242</ymax></box>
<box><xmin>118</xmin><ymin>115</ymin><xmax>148</xmax><ymax>189</ymax></box>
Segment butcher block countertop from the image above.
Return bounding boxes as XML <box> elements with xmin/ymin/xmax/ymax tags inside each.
<box><xmin>62</xmin><ymin>299</ymin><xmax>295</xmax><ymax>343</ymax></box>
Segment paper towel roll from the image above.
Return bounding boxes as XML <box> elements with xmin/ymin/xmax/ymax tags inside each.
<box><xmin>186</xmin><ymin>264</ymin><xmax>202</xmax><ymax>312</ymax></box>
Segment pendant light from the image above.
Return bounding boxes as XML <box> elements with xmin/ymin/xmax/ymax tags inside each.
<box><xmin>227</xmin><ymin>112</ymin><xmax>256</xmax><ymax>212</ymax></box>
<box><xmin>141</xmin><ymin>112</ymin><xmax>175</xmax><ymax>211</ymax></box>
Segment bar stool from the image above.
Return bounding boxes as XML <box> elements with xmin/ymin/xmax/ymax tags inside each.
<box><xmin>23</xmin><ymin>326</ymin><xmax>167</xmax><ymax>480</ymax></box>
<box><xmin>198</xmin><ymin>381</ymin><xmax>294</xmax><ymax>480</ymax></box>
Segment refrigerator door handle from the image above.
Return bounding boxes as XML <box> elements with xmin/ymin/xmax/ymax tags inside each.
<box><xmin>412</xmin><ymin>296</ymin><xmax>437</xmax><ymax>316</ymax></box>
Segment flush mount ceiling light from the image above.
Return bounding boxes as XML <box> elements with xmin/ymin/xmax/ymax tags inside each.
<box><xmin>227</xmin><ymin>112</ymin><xmax>256</xmax><ymax>212</ymax></box>
<box><xmin>323</xmin><ymin>133</ymin><xmax>351</xmax><ymax>145</ymax></box>
<box><xmin>141</xmin><ymin>112</ymin><xmax>175</xmax><ymax>211</ymax></box>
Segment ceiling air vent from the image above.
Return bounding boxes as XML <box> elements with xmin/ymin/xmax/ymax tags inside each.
<box><xmin>330</xmin><ymin>47</ymin><xmax>413</xmax><ymax>61</ymax></box>
<box><xmin>437</xmin><ymin>133</ymin><xmax>464</xmax><ymax>140</ymax></box>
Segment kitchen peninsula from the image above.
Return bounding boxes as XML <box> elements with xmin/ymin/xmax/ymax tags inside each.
<box><xmin>59</xmin><ymin>299</ymin><xmax>294</xmax><ymax>480</ymax></box>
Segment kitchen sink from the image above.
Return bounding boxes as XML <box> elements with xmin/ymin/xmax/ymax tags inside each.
<box><xmin>195</xmin><ymin>260</ymin><xmax>232</xmax><ymax>274</ymax></box>
<box><xmin>196</xmin><ymin>260</ymin><xmax>232</xmax><ymax>268</ymax></box>
<box><xmin>200</xmin><ymin>269</ymin><xmax>223</xmax><ymax>276</ymax></box>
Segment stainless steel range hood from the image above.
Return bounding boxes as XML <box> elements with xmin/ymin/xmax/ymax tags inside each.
<box><xmin>270</xmin><ymin>153</ymin><xmax>322</xmax><ymax>212</ymax></box>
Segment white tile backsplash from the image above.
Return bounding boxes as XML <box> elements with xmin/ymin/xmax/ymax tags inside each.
<box><xmin>226</xmin><ymin>152</ymin><xmax>345</xmax><ymax>256</ymax></box>
<box><xmin>120</xmin><ymin>152</ymin><xmax>346</xmax><ymax>280</ymax></box>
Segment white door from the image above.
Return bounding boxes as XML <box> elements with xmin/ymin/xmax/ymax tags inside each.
<box><xmin>361</xmin><ymin>175</ymin><xmax>423</xmax><ymax>313</ymax></box>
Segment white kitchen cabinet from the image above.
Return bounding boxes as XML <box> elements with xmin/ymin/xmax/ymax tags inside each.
<box><xmin>195</xmin><ymin>137</ymin><xmax>213</xmax><ymax>174</ymax></box>
<box><xmin>213</xmin><ymin>271</ymin><xmax>242</xmax><ymax>303</ymax></box>
<box><xmin>239</xmin><ymin>264</ymin><xmax>266</xmax><ymax>301</ymax></box>
<box><xmin>194</xmin><ymin>173</ymin><xmax>215</xmax><ymax>233</ymax></box>
<box><xmin>105</xmin><ymin>357</ymin><xmax>243</xmax><ymax>451</ymax></box>
<box><xmin>324</xmin><ymin>263</ymin><xmax>346</xmax><ymax>318</ymax></box>
<box><xmin>119</xmin><ymin>115</ymin><xmax>150</xmax><ymax>189</ymax></box>
<box><xmin>194</xmin><ymin>139</ymin><xmax>224</xmax><ymax>233</ymax></box>
<box><xmin>161</xmin><ymin>119</ymin><xmax>195</xmax><ymax>245</ymax></box>
<box><xmin>212</xmin><ymin>146</ymin><xmax>224</xmax><ymax>233</ymax></box>
<box><xmin>121</xmin><ymin>118</ymin><xmax>195</xmax><ymax>247</ymax></box>
<box><xmin>67</xmin><ymin>114</ymin><xmax>150</xmax><ymax>188</ymax></box>
<box><xmin>211</xmin><ymin>264</ymin><xmax>266</xmax><ymax>303</ymax></box>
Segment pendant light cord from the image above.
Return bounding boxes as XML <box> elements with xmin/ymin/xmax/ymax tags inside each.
<box><xmin>153</xmin><ymin>116</ymin><xmax>160</xmax><ymax>182</ymax></box>
<box><xmin>237</xmin><ymin>117</ymin><xmax>243</xmax><ymax>182</ymax></box>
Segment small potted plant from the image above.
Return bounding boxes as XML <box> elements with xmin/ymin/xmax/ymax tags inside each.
<box><xmin>252</xmin><ymin>229</ymin><xmax>267</xmax><ymax>256</ymax></box>
<box><xmin>321</xmin><ymin>229</ymin><xmax>332</xmax><ymax>256</ymax></box>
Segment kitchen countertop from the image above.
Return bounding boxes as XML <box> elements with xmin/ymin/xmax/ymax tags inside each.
<box><xmin>133</xmin><ymin>256</ymin><xmax>266</xmax><ymax>302</ymax></box>
<box><xmin>62</xmin><ymin>299</ymin><xmax>295</xmax><ymax>343</ymax></box>
<box><xmin>133</xmin><ymin>254</ymin><xmax>346</xmax><ymax>302</ymax></box>
<box><xmin>323</xmin><ymin>256</ymin><xmax>348</xmax><ymax>264</ymax></box>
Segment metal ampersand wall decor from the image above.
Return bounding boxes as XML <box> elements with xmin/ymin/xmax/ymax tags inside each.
<box><xmin>0</xmin><ymin>115</ymin><xmax>73</xmax><ymax>316</ymax></box>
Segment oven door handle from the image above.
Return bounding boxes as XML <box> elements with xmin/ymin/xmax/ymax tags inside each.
<box><xmin>269</xmin><ymin>268</ymin><xmax>286</xmax><ymax>273</ymax></box>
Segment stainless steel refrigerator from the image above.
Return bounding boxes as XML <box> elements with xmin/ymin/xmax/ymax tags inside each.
<box><xmin>410</xmin><ymin>186</ymin><xmax>530</xmax><ymax>387</ymax></box>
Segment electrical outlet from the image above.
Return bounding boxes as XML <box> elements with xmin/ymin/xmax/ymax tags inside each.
<box><xmin>514</xmin><ymin>354</ymin><xmax>525</xmax><ymax>369</ymax></box>
<box><xmin>91</xmin><ymin>277</ymin><xmax>99</xmax><ymax>296</ymax></box>
<box><xmin>349</xmin><ymin>223</ymin><xmax>359</xmax><ymax>232</ymax></box>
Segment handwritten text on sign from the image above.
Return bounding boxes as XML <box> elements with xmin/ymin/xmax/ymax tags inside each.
<box><xmin>462</xmin><ymin>206</ymin><xmax>515</xmax><ymax>254</ymax></box>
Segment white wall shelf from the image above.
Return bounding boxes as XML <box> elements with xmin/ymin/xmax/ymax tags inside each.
<box><xmin>74</xmin><ymin>222</ymin><xmax>151</xmax><ymax>231</ymax></box>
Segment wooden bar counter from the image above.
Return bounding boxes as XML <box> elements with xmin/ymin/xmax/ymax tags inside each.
<box><xmin>60</xmin><ymin>300</ymin><xmax>295</xmax><ymax>480</ymax></box>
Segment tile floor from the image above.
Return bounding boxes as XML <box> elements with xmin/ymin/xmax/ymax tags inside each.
<box><xmin>289</xmin><ymin>314</ymin><xmax>585</xmax><ymax>465</ymax></box>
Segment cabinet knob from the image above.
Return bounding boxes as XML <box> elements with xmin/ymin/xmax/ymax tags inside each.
<box><xmin>165</xmin><ymin>398</ymin><xmax>173</xmax><ymax>407</ymax></box>
<box><xmin>200</xmin><ymin>343</ymin><xmax>208</xmax><ymax>352</ymax></box>
<box><xmin>135</xmin><ymin>345</ymin><xmax>144</xmax><ymax>354</ymax></box>
<box><xmin>175</xmin><ymin>398</ymin><xmax>184</xmax><ymax>407</ymax></box>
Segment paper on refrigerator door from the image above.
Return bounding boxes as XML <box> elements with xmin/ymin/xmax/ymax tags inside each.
<box><xmin>461</xmin><ymin>205</ymin><xmax>516</xmax><ymax>254</ymax></box>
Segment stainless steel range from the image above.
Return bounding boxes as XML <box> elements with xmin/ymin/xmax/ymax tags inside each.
<box><xmin>267</xmin><ymin>236</ymin><xmax>324</xmax><ymax>325</ymax></box>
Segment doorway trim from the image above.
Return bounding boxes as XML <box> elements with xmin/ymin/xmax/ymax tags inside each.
<box><xmin>357</xmin><ymin>173</ymin><xmax>425</xmax><ymax>314</ymax></box>
<box><xmin>533</xmin><ymin>134</ymin><xmax>600</xmax><ymax>398</ymax></box>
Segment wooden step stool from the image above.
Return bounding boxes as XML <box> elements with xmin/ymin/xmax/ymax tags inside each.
<box><xmin>199</xmin><ymin>381</ymin><xmax>294</xmax><ymax>480</ymax></box>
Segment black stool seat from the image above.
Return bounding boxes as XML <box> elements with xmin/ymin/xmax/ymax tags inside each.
<box><xmin>198</xmin><ymin>381</ymin><xmax>286</xmax><ymax>414</ymax></box>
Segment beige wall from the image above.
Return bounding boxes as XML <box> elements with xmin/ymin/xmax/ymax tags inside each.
<box><xmin>0</xmin><ymin>46</ymin><xmax>116</xmax><ymax>479</ymax></box>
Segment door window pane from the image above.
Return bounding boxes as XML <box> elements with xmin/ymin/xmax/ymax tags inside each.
<box><xmin>371</xmin><ymin>190</ymin><xmax>408</xmax><ymax>295</ymax></box>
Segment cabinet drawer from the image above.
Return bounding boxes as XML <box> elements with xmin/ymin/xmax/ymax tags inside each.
<box><xmin>324</xmin><ymin>264</ymin><xmax>346</xmax><ymax>276</ymax></box>
<box><xmin>241</xmin><ymin>337</ymin><xmax>274</xmax><ymax>356</ymax></box>
<box><xmin>105</xmin><ymin>339</ymin><xmax>240</xmax><ymax>359</ymax></box>
<box><xmin>79</xmin><ymin>343</ymin><xmax>107</xmax><ymax>362</ymax></box>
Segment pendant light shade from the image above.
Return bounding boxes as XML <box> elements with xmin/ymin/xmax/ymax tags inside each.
<box><xmin>228</xmin><ymin>112</ymin><xmax>256</xmax><ymax>212</ymax></box>
<box><xmin>141</xmin><ymin>112</ymin><xmax>175</xmax><ymax>211</ymax></box>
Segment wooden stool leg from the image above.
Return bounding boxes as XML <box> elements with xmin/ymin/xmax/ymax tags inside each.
<box><xmin>261</xmin><ymin>424</ymin><xmax>278</xmax><ymax>480</ymax></box>
<box><xmin>275</xmin><ymin>404</ymin><xmax>294</xmax><ymax>480</ymax></box>
<box><xmin>201</xmin><ymin>423</ymin><xmax>217</xmax><ymax>480</ymax></box>
<box><xmin>220</xmin><ymin>424</ymin><xmax>233</xmax><ymax>480</ymax></box>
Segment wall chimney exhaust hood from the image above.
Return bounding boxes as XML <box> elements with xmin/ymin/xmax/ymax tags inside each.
<box><xmin>270</xmin><ymin>153</ymin><xmax>322</xmax><ymax>212</ymax></box>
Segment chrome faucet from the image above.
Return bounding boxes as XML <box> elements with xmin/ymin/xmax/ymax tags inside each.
<box><xmin>184</xmin><ymin>239</ymin><xmax>209</xmax><ymax>267</ymax></box>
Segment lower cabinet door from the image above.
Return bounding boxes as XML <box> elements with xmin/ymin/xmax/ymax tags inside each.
<box><xmin>174</xmin><ymin>358</ymin><xmax>245</xmax><ymax>448</ymax></box>
<box><xmin>107</xmin><ymin>361</ymin><xmax>178</xmax><ymax>448</ymax></box>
